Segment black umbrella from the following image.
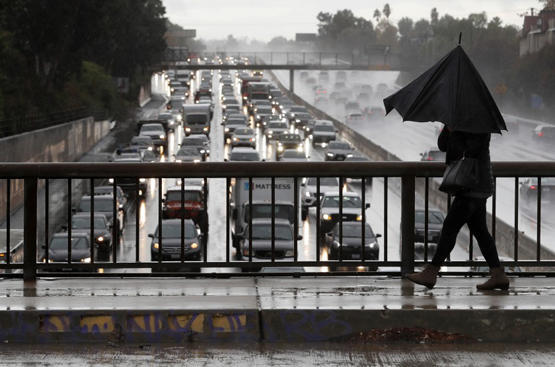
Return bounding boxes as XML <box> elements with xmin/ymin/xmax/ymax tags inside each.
<box><xmin>383</xmin><ymin>45</ymin><xmax>507</xmax><ymax>134</ymax></box>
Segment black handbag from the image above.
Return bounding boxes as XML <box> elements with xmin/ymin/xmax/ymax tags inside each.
<box><xmin>439</xmin><ymin>156</ymin><xmax>480</xmax><ymax>195</ymax></box>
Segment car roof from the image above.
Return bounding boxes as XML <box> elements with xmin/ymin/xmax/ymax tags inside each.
<box><xmin>314</xmin><ymin>120</ymin><xmax>334</xmax><ymax>126</ymax></box>
<box><xmin>166</xmin><ymin>185</ymin><xmax>203</xmax><ymax>192</ymax></box>
<box><xmin>249</xmin><ymin>218</ymin><xmax>291</xmax><ymax>226</ymax></box>
<box><xmin>231</xmin><ymin>147</ymin><xmax>257</xmax><ymax>152</ymax></box>
<box><xmin>72</xmin><ymin>212</ymin><xmax>108</xmax><ymax>219</ymax></box>
<box><xmin>322</xmin><ymin>191</ymin><xmax>360</xmax><ymax>198</ymax></box>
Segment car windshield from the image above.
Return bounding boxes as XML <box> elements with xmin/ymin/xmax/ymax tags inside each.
<box><xmin>291</xmin><ymin>107</ymin><xmax>307</xmax><ymax>113</ymax></box>
<box><xmin>186</xmin><ymin>114</ymin><xmax>207</xmax><ymax>124</ymax></box>
<box><xmin>415</xmin><ymin>211</ymin><xmax>444</xmax><ymax>224</ymax></box>
<box><xmin>269</xmin><ymin>122</ymin><xmax>287</xmax><ymax>129</ymax></box>
<box><xmin>230</xmin><ymin>151</ymin><xmax>260</xmax><ymax>161</ymax></box>
<box><xmin>79</xmin><ymin>198</ymin><xmax>113</xmax><ymax>212</ymax></box>
<box><xmin>282</xmin><ymin>150</ymin><xmax>304</xmax><ymax>158</ymax></box>
<box><xmin>155</xmin><ymin>222</ymin><xmax>197</xmax><ymax>239</ymax></box>
<box><xmin>166</xmin><ymin>191</ymin><xmax>202</xmax><ymax>202</ymax></box>
<box><xmin>50</xmin><ymin>237</ymin><xmax>89</xmax><ymax>251</ymax></box>
<box><xmin>140</xmin><ymin>124</ymin><xmax>163</xmax><ymax>132</ymax></box>
<box><xmin>72</xmin><ymin>217</ymin><xmax>107</xmax><ymax>230</ymax></box>
<box><xmin>335</xmin><ymin>223</ymin><xmax>375</xmax><ymax>239</ymax></box>
<box><xmin>314</xmin><ymin>125</ymin><xmax>334</xmax><ymax>132</ymax></box>
<box><xmin>307</xmin><ymin>177</ymin><xmax>339</xmax><ymax>186</ymax></box>
<box><xmin>255</xmin><ymin>107</ymin><xmax>271</xmax><ymax>113</ymax></box>
<box><xmin>322</xmin><ymin>195</ymin><xmax>362</xmax><ymax>208</ymax></box>
<box><xmin>251</xmin><ymin>224</ymin><xmax>293</xmax><ymax>241</ymax></box>
<box><xmin>131</xmin><ymin>137</ymin><xmax>152</xmax><ymax>145</ymax></box>
<box><xmin>177</xmin><ymin>147</ymin><xmax>199</xmax><ymax>155</ymax></box>
<box><xmin>529</xmin><ymin>178</ymin><xmax>555</xmax><ymax>185</ymax></box>
<box><xmin>158</xmin><ymin>114</ymin><xmax>173</xmax><ymax>120</ymax></box>
<box><xmin>329</xmin><ymin>142</ymin><xmax>350</xmax><ymax>150</ymax></box>
<box><xmin>182</xmin><ymin>137</ymin><xmax>206</xmax><ymax>145</ymax></box>
<box><xmin>235</xmin><ymin>128</ymin><xmax>253</xmax><ymax>135</ymax></box>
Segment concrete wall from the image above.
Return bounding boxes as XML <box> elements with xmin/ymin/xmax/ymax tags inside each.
<box><xmin>270</xmin><ymin>71</ymin><xmax>555</xmax><ymax>264</ymax></box>
<box><xmin>0</xmin><ymin>118</ymin><xmax>111</xmax><ymax>224</ymax></box>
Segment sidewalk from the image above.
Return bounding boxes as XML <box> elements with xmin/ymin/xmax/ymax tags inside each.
<box><xmin>0</xmin><ymin>276</ymin><xmax>554</xmax><ymax>343</ymax></box>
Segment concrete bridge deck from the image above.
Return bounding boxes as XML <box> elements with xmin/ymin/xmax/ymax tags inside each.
<box><xmin>0</xmin><ymin>276</ymin><xmax>553</xmax><ymax>343</ymax></box>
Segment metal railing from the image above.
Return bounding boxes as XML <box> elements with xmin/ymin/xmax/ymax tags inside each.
<box><xmin>1</xmin><ymin>161</ymin><xmax>555</xmax><ymax>280</ymax></box>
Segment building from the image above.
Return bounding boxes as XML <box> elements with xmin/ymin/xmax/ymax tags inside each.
<box><xmin>520</xmin><ymin>8</ymin><xmax>555</xmax><ymax>56</ymax></box>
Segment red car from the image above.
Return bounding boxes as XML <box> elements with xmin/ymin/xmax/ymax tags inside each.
<box><xmin>162</xmin><ymin>186</ymin><xmax>208</xmax><ymax>233</ymax></box>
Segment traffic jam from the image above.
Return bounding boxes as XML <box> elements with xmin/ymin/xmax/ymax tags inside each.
<box><xmin>41</xmin><ymin>56</ymin><xmax>393</xmax><ymax>273</ymax></box>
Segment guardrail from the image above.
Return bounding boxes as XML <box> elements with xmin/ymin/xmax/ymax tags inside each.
<box><xmin>0</xmin><ymin>162</ymin><xmax>554</xmax><ymax>280</ymax></box>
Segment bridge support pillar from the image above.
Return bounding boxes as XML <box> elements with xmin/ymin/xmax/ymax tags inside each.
<box><xmin>401</xmin><ymin>176</ymin><xmax>415</xmax><ymax>275</ymax></box>
<box><xmin>289</xmin><ymin>69</ymin><xmax>294</xmax><ymax>93</ymax></box>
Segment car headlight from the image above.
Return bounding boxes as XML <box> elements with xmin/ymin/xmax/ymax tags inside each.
<box><xmin>185</xmin><ymin>127</ymin><xmax>191</xmax><ymax>132</ymax></box>
<box><xmin>159</xmin><ymin>134</ymin><xmax>165</xmax><ymax>140</ymax></box>
<box><xmin>268</xmin><ymin>134</ymin><xmax>273</xmax><ymax>138</ymax></box>
<box><xmin>322</xmin><ymin>214</ymin><xmax>332</xmax><ymax>220</ymax></box>
<box><xmin>356</xmin><ymin>215</ymin><xmax>362</xmax><ymax>221</ymax></box>
<box><xmin>225</xmin><ymin>128</ymin><xmax>230</xmax><ymax>132</ymax></box>
<box><xmin>176</xmin><ymin>159</ymin><xmax>183</xmax><ymax>163</ymax></box>
<box><xmin>268</xmin><ymin>130</ymin><xmax>273</xmax><ymax>135</ymax></box>
<box><xmin>81</xmin><ymin>257</ymin><xmax>91</xmax><ymax>263</ymax></box>
<box><xmin>139</xmin><ymin>189</ymin><xmax>143</xmax><ymax>196</ymax></box>
<box><xmin>249</xmin><ymin>138</ymin><xmax>255</xmax><ymax>142</ymax></box>
<box><xmin>291</xmin><ymin>113</ymin><xmax>296</xmax><ymax>118</ymax></box>
<box><xmin>297</xmin><ymin>145</ymin><xmax>303</xmax><ymax>152</ymax></box>
<box><xmin>96</xmin><ymin>236</ymin><xmax>104</xmax><ymax>243</ymax></box>
<box><xmin>365</xmin><ymin>242</ymin><xmax>378</xmax><ymax>249</ymax></box>
<box><xmin>256</xmin><ymin>115</ymin><xmax>260</xmax><ymax>120</ymax></box>
<box><xmin>190</xmin><ymin>242</ymin><xmax>199</xmax><ymax>249</ymax></box>
<box><xmin>233</xmin><ymin>137</ymin><xmax>238</xmax><ymax>142</ymax></box>
<box><xmin>203</xmin><ymin>127</ymin><xmax>209</xmax><ymax>131</ymax></box>
<box><xmin>305</xmin><ymin>192</ymin><xmax>311</xmax><ymax>198</ymax></box>
<box><xmin>326</xmin><ymin>153</ymin><xmax>334</xmax><ymax>157</ymax></box>
<box><xmin>295</xmin><ymin>119</ymin><xmax>300</xmax><ymax>123</ymax></box>
<box><xmin>139</xmin><ymin>178</ymin><xmax>146</xmax><ymax>183</ymax></box>
<box><xmin>277</xmin><ymin>145</ymin><xmax>284</xmax><ymax>152</ymax></box>
<box><xmin>347</xmin><ymin>153</ymin><xmax>354</xmax><ymax>158</ymax></box>
<box><xmin>153</xmin><ymin>242</ymin><xmax>159</xmax><ymax>249</ymax></box>
<box><xmin>285</xmin><ymin>250</ymin><xmax>294</xmax><ymax>257</ymax></box>
<box><xmin>147</xmin><ymin>146</ymin><xmax>153</xmax><ymax>151</ymax></box>
<box><xmin>200</xmin><ymin>149</ymin><xmax>206</xmax><ymax>154</ymax></box>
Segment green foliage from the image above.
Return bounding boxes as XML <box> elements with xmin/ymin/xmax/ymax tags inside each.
<box><xmin>0</xmin><ymin>0</ymin><xmax>167</xmax><ymax>121</ymax></box>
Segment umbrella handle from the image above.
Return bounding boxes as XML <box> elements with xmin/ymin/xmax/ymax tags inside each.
<box><xmin>458</xmin><ymin>32</ymin><xmax>462</xmax><ymax>45</ymax></box>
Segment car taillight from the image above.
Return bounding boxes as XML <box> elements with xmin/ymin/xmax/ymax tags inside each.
<box><xmin>538</xmin><ymin>132</ymin><xmax>544</xmax><ymax>137</ymax></box>
<box><xmin>426</xmin><ymin>157</ymin><xmax>433</xmax><ymax>161</ymax></box>
<box><xmin>530</xmin><ymin>185</ymin><xmax>537</xmax><ymax>190</ymax></box>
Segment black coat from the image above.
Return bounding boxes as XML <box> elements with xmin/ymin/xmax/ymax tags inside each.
<box><xmin>438</xmin><ymin>128</ymin><xmax>494</xmax><ymax>198</ymax></box>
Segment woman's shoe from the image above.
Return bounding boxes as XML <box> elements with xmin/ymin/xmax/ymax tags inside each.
<box><xmin>476</xmin><ymin>267</ymin><xmax>509</xmax><ymax>291</ymax></box>
<box><xmin>406</xmin><ymin>264</ymin><xmax>440</xmax><ymax>289</ymax></box>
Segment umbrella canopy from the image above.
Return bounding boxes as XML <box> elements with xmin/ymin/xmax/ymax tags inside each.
<box><xmin>383</xmin><ymin>45</ymin><xmax>507</xmax><ymax>134</ymax></box>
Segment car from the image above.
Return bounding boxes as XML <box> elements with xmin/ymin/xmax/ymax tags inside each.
<box><xmin>346</xmin><ymin>112</ymin><xmax>365</xmax><ymax>124</ymax></box>
<box><xmin>325</xmin><ymin>141</ymin><xmax>355</xmax><ymax>161</ymax></box>
<box><xmin>269</xmin><ymin>88</ymin><xmax>282</xmax><ymax>101</ymax></box>
<box><xmin>223</xmin><ymin>112</ymin><xmax>246</xmax><ymax>123</ymax></box>
<box><xmin>108</xmin><ymin>159</ymin><xmax>148</xmax><ymax>198</ymax></box>
<box><xmin>533</xmin><ymin>125</ymin><xmax>555</xmax><ymax>142</ymax></box>
<box><xmin>305</xmin><ymin>77</ymin><xmax>316</xmax><ymax>84</ymax></box>
<box><xmin>76</xmin><ymin>195</ymin><xmax>125</xmax><ymax>235</ymax></box>
<box><xmin>249</xmin><ymin>99</ymin><xmax>272</xmax><ymax>115</ymax></box>
<box><xmin>114</xmin><ymin>147</ymin><xmax>141</xmax><ymax>159</ymax></box>
<box><xmin>333</xmin><ymin>81</ymin><xmax>346</xmax><ymax>90</ymax></box>
<box><xmin>236</xmin><ymin>218</ymin><xmax>300</xmax><ymax>263</ymax></box>
<box><xmin>318</xmin><ymin>71</ymin><xmax>329</xmax><ymax>83</ymax></box>
<box><xmin>319</xmin><ymin>191</ymin><xmax>369</xmax><ymax>234</ymax></box>
<box><xmin>344</xmin><ymin>155</ymin><xmax>372</xmax><ymax>184</ymax></box>
<box><xmin>335</xmin><ymin>71</ymin><xmax>347</xmax><ymax>82</ymax></box>
<box><xmin>413</xmin><ymin>209</ymin><xmax>444</xmax><ymax>260</ymax></box>
<box><xmin>140</xmin><ymin>149</ymin><xmax>158</xmax><ymax>163</ymax></box>
<box><xmin>356</xmin><ymin>92</ymin><xmax>370</xmax><ymax>104</ymax></box>
<box><xmin>420</xmin><ymin>149</ymin><xmax>446</xmax><ymax>162</ymax></box>
<box><xmin>310</xmin><ymin>120</ymin><xmax>336</xmax><ymax>147</ymax></box>
<box><xmin>345</xmin><ymin>101</ymin><xmax>361</xmax><ymax>113</ymax></box>
<box><xmin>276</xmin><ymin>133</ymin><xmax>304</xmax><ymax>160</ymax></box>
<box><xmin>279</xmin><ymin>149</ymin><xmax>308</xmax><ymax>162</ymax></box>
<box><xmin>224</xmin><ymin>103</ymin><xmax>242</xmax><ymax>114</ymax></box>
<box><xmin>265</xmin><ymin>120</ymin><xmax>289</xmax><ymax>141</ymax></box>
<box><xmin>94</xmin><ymin>185</ymin><xmax>129</xmax><ymax>215</ymax></box>
<box><xmin>227</xmin><ymin>147</ymin><xmax>262</xmax><ymax>161</ymax></box>
<box><xmin>181</xmin><ymin>134</ymin><xmax>210</xmax><ymax>161</ymax></box>
<box><xmin>157</xmin><ymin>112</ymin><xmax>178</xmax><ymax>132</ymax></box>
<box><xmin>149</xmin><ymin>219</ymin><xmax>202</xmax><ymax>261</ymax></box>
<box><xmin>139</xmin><ymin>123</ymin><xmax>167</xmax><ymax>154</ymax></box>
<box><xmin>162</xmin><ymin>186</ymin><xmax>208</xmax><ymax>233</ymax></box>
<box><xmin>130</xmin><ymin>135</ymin><xmax>155</xmax><ymax>152</ymax></box>
<box><xmin>334</xmin><ymin>96</ymin><xmax>348</xmax><ymax>105</ymax></box>
<box><xmin>80</xmin><ymin>153</ymin><xmax>114</xmax><ymax>162</ymax></box>
<box><xmin>286</xmin><ymin>105</ymin><xmax>309</xmax><ymax>122</ymax></box>
<box><xmin>519</xmin><ymin>177</ymin><xmax>555</xmax><ymax>205</ymax></box>
<box><xmin>253</xmin><ymin>105</ymin><xmax>273</xmax><ymax>128</ymax></box>
<box><xmin>42</xmin><ymin>234</ymin><xmax>95</xmax><ymax>269</ymax></box>
<box><xmin>224</xmin><ymin>120</ymin><xmax>249</xmax><ymax>143</ymax></box>
<box><xmin>366</xmin><ymin>106</ymin><xmax>385</xmax><ymax>120</ymax></box>
<box><xmin>325</xmin><ymin>222</ymin><xmax>380</xmax><ymax>267</ymax></box>
<box><xmin>175</xmin><ymin>146</ymin><xmax>203</xmax><ymax>163</ymax></box>
<box><xmin>301</xmin><ymin>176</ymin><xmax>340</xmax><ymax>210</ymax></box>
<box><xmin>69</xmin><ymin>213</ymin><xmax>113</xmax><ymax>255</ymax></box>
<box><xmin>166</xmin><ymin>96</ymin><xmax>185</xmax><ymax>112</ymax></box>
<box><xmin>230</xmin><ymin>127</ymin><xmax>256</xmax><ymax>148</ymax></box>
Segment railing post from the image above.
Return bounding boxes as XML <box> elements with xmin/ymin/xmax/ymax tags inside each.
<box><xmin>401</xmin><ymin>176</ymin><xmax>415</xmax><ymax>275</ymax></box>
<box><xmin>24</xmin><ymin>178</ymin><xmax>38</xmax><ymax>281</ymax></box>
<box><xmin>289</xmin><ymin>69</ymin><xmax>294</xmax><ymax>93</ymax></box>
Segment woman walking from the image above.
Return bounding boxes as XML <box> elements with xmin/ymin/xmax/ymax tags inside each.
<box><xmin>406</xmin><ymin>127</ymin><xmax>509</xmax><ymax>290</ymax></box>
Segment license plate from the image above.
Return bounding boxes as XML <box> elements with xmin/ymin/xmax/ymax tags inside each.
<box><xmin>351</xmin><ymin>254</ymin><xmax>360</xmax><ymax>259</ymax></box>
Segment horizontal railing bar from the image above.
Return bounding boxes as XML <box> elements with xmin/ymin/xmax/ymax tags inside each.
<box><xmin>0</xmin><ymin>162</ymin><xmax>554</xmax><ymax>178</ymax></box>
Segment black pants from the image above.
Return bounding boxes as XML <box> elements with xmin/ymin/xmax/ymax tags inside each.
<box><xmin>431</xmin><ymin>196</ymin><xmax>501</xmax><ymax>268</ymax></box>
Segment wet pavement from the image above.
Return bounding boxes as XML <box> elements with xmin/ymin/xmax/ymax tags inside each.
<box><xmin>0</xmin><ymin>342</ymin><xmax>554</xmax><ymax>366</ymax></box>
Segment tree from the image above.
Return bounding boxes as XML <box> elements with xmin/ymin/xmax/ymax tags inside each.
<box><xmin>398</xmin><ymin>17</ymin><xmax>414</xmax><ymax>38</ymax></box>
<box><xmin>373</xmin><ymin>9</ymin><xmax>381</xmax><ymax>23</ymax></box>
<box><xmin>383</xmin><ymin>4</ymin><xmax>391</xmax><ymax>19</ymax></box>
<box><xmin>431</xmin><ymin>8</ymin><xmax>439</xmax><ymax>26</ymax></box>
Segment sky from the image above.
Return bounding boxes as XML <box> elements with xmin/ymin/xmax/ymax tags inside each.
<box><xmin>162</xmin><ymin>0</ymin><xmax>539</xmax><ymax>41</ymax></box>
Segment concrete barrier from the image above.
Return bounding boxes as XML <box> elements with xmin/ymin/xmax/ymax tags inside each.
<box><xmin>269</xmin><ymin>71</ymin><xmax>554</xmax><ymax>263</ymax></box>
<box><xmin>0</xmin><ymin>117</ymin><xmax>111</xmax><ymax>225</ymax></box>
